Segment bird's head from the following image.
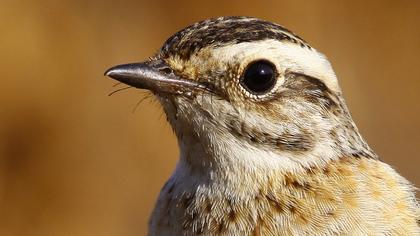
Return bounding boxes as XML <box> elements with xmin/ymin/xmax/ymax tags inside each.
<box><xmin>106</xmin><ymin>16</ymin><xmax>374</xmax><ymax>174</ymax></box>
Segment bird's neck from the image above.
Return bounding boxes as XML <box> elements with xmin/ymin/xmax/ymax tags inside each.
<box><xmin>174</xmin><ymin>129</ymin><xmax>327</xmax><ymax>193</ymax></box>
<box><xmin>173</xmin><ymin>118</ymin><xmax>376</xmax><ymax>195</ymax></box>
<box><xmin>153</xmin><ymin>141</ymin><xmax>398</xmax><ymax>235</ymax></box>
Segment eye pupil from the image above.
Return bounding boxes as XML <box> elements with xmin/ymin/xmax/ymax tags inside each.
<box><xmin>241</xmin><ymin>60</ymin><xmax>276</xmax><ymax>95</ymax></box>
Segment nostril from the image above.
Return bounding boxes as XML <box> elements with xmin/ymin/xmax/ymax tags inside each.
<box><xmin>161</xmin><ymin>67</ymin><xmax>172</xmax><ymax>75</ymax></box>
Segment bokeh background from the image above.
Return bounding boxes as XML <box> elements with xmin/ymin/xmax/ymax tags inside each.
<box><xmin>0</xmin><ymin>0</ymin><xmax>419</xmax><ymax>235</ymax></box>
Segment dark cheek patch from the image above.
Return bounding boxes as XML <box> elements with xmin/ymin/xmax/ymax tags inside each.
<box><xmin>282</xmin><ymin>72</ymin><xmax>340</xmax><ymax>113</ymax></box>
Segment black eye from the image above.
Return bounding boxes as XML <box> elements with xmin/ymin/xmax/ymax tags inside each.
<box><xmin>240</xmin><ymin>60</ymin><xmax>277</xmax><ymax>95</ymax></box>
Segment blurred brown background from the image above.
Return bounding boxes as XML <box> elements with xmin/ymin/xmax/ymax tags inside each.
<box><xmin>0</xmin><ymin>0</ymin><xmax>419</xmax><ymax>235</ymax></box>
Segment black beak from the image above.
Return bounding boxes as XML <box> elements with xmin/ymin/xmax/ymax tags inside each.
<box><xmin>105</xmin><ymin>61</ymin><xmax>209</xmax><ymax>95</ymax></box>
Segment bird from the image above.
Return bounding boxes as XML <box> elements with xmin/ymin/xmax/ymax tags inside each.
<box><xmin>105</xmin><ymin>16</ymin><xmax>420</xmax><ymax>235</ymax></box>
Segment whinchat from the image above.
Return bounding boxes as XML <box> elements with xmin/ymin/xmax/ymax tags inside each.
<box><xmin>106</xmin><ymin>16</ymin><xmax>419</xmax><ymax>235</ymax></box>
